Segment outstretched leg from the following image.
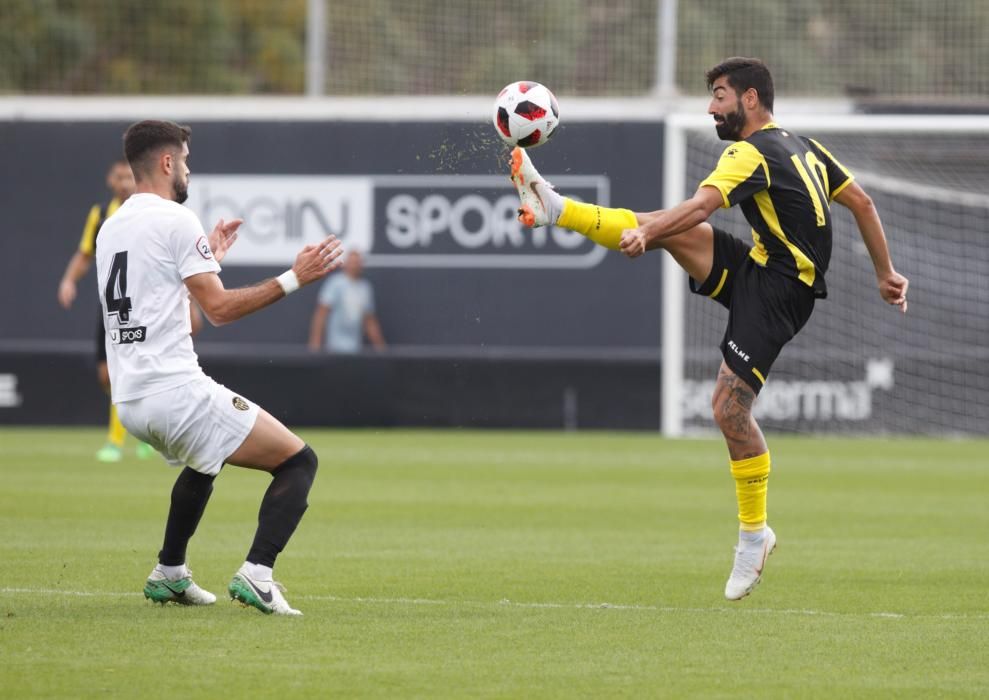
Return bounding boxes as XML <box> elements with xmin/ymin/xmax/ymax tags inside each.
<box><xmin>510</xmin><ymin>146</ymin><xmax>637</xmax><ymax>249</ymax></box>
<box><xmin>509</xmin><ymin>147</ymin><xmax>716</xmax><ymax>281</ymax></box>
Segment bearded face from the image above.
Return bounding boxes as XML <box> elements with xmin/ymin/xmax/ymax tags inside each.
<box><xmin>714</xmin><ymin>100</ymin><xmax>747</xmax><ymax>141</ymax></box>
<box><xmin>708</xmin><ymin>76</ymin><xmax>751</xmax><ymax>142</ymax></box>
<box><xmin>172</xmin><ymin>166</ymin><xmax>188</xmax><ymax>204</ymax></box>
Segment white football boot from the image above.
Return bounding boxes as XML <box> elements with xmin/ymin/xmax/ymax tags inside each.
<box><xmin>724</xmin><ymin>526</ymin><xmax>777</xmax><ymax>601</ymax></box>
<box><xmin>509</xmin><ymin>146</ymin><xmax>563</xmax><ymax>228</ymax></box>
<box><xmin>144</xmin><ymin>564</ymin><xmax>217</xmax><ymax>606</ymax></box>
<box><xmin>229</xmin><ymin>564</ymin><xmax>302</xmax><ymax>616</ymax></box>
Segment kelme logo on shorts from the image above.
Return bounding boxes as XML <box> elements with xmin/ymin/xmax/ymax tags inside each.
<box><xmin>232</xmin><ymin>397</ymin><xmax>249</xmax><ymax>411</ymax></box>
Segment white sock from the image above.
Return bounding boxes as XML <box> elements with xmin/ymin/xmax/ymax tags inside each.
<box><xmin>158</xmin><ymin>563</ymin><xmax>187</xmax><ymax>580</ymax></box>
<box><xmin>739</xmin><ymin>528</ymin><xmax>766</xmax><ymax>544</ymax></box>
<box><xmin>244</xmin><ymin>561</ymin><xmax>273</xmax><ymax>581</ymax></box>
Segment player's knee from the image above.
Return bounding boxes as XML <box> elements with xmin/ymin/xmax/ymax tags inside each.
<box><xmin>298</xmin><ymin>444</ymin><xmax>318</xmax><ymax>481</ymax></box>
<box><xmin>276</xmin><ymin>444</ymin><xmax>318</xmax><ymax>488</ymax></box>
<box><xmin>268</xmin><ymin>445</ymin><xmax>318</xmax><ymax>516</ymax></box>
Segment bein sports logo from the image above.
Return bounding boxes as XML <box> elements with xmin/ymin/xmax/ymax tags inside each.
<box><xmin>373</xmin><ymin>175</ymin><xmax>609</xmax><ymax>269</ymax></box>
<box><xmin>185</xmin><ymin>174</ymin><xmax>610</xmax><ymax>269</ymax></box>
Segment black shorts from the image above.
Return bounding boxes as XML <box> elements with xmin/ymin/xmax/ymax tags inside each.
<box><xmin>95</xmin><ymin>307</ymin><xmax>107</xmax><ymax>363</ymax></box>
<box><xmin>689</xmin><ymin>228</ymin><xmax>815</xmax><ymax>394</ymax></box>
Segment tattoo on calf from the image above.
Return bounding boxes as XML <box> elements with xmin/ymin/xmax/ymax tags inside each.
<box><xmin>715</xmin><ymin>367</ymin><xmax>758</xmax><ymax>448</ymax></box>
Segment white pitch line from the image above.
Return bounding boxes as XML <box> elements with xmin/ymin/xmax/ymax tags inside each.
<box><xmin>4</xmin><ymin>587</ymin><xmax>986</xmax><ymax>621</ymax></box>
<box><xmin>305</xmin><ymin>595</ymin><xmax>912</xmax><ymax>619</ymax></box>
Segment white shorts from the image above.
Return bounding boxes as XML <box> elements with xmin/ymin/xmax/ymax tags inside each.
<box><xmin>116</xmin><ymin>377</ymin><xmax>260</xmax><ymax>476</ymax></box>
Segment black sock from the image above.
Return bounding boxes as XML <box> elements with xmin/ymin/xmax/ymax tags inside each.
<box><xmin>246</xmin><ymin>445</ymin><xmax>318</xmax><ymax>568</ymax></box>
<box><xmin>158</xmin><ymin>467</ymin><xmax>216</xmax><ymax>567</ymax></box>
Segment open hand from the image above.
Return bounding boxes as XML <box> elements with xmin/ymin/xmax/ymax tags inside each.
<box><xmin>208</xmin><ymin>218</ymin><xmax>243</xmax><ymax>264</ymax></box>
<box><xmin>293</xmin><ymin>236</ymin><xmax>344</xmax><ymax>286</ymax></box>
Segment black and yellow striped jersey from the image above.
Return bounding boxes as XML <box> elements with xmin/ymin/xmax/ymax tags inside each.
<box><xmin>700</xmin><ymin>123</ymin><xmax>854</xmax><ymax>298</ymax></box>
<box><xmin>77</xmin><ymin>197</ymin><xmax>123</xmax><ymax>256</ymax></box>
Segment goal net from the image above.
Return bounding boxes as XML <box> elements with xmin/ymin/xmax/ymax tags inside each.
<box><xmin>662</xmin><ymin>114</ymin><xmax>989</xmax><ymax>436</ymax></box>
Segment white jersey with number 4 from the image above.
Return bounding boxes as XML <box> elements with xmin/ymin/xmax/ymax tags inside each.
<box><xmin>96</xmin><ymin>193</ymin><xmax>220</xmax><ymax>402</ymax></box>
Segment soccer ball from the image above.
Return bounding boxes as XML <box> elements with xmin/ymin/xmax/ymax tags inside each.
<box><xmin>492</xmin><ymin>81</ymin><xmax>560</xmax><ymax>149</ymax></box>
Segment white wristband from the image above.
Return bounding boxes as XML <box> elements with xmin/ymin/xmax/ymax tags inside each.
<box><xmin>276</xmin><ymin>269</ymin><xmax>300</xmax><ymax>295</ymax></box>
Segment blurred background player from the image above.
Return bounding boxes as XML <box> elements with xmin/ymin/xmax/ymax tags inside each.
<box><xmin>56</xmin><ymin>158</ymin><xmax>153</xmax><ymax>462</ymax></box>
<box><xmin>509</xmin><ymin>57</ymin><xmax>908</xmax><ymax>601</ymax></box>
<box><xmin>307</xmin><ymin>249</ymin><xmax>386</xmax><ymax>354</ymax></box>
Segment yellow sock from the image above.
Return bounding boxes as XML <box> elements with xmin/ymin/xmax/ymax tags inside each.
<box><xmin>729</xmin><ymin>452</ymin><xmax>771</xmax><ymax>531</ymax></box>
<box><xmin>107</xmin><ymin>403</ymin><xmax>126</xmax><ymax>447</ymax></box>
<box><xmin>557</xmin><ymin>198</ymin><xmax>637</xmax><ymax>251</ymax></box>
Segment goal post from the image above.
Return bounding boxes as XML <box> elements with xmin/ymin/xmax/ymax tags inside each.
<box><xmin>661</xmin><ymin>112</ymin><xmax>989</xmax><ymax>437</ymax></box>
<box><xmin>660</xmin><ymin>117</ymin><xmax>689</xmax><ymax>437</ymax></box>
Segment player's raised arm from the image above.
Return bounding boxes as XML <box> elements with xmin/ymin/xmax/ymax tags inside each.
<box><xmin>833</xmin><ymin>181</ymin><xmax>909</xmax><ymax>312</ymax></box>
<box><xmin>186</xmin><ymin>236</ymin><xmax>344</xmax><ymax>326</ymax></box>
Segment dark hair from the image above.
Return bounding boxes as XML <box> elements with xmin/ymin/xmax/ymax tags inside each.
<box><xmin>123</xmin><ymin>120</ymin><xmax>191</xmax><ymax>177</ymax></box>
<box><xmin>107</xmin><ymin>156</ymin><xmax>129</xmax><ymax>171</ymax></box>
<box><xmin>705</xmin><ymin>57</ymin><xmax>774</xmax><ymax>112</ymax></box>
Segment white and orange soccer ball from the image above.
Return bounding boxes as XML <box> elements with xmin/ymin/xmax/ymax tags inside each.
<box><xmin>492</xmin><ymin>81</ymin><xmax>560</xmax><ymax>149</ymax></box>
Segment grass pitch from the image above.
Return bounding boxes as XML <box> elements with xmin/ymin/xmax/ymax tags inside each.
<box><xmin>1</xmin><ymin>427</ymin><xmax>987</xmax><ymax>698</ymax></box>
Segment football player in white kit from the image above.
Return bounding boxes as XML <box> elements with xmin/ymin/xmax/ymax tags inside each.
<box><xmin>97</xmin><ymin>120</ymin><xmax>343</xmax><ymax>615</ymax></box>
